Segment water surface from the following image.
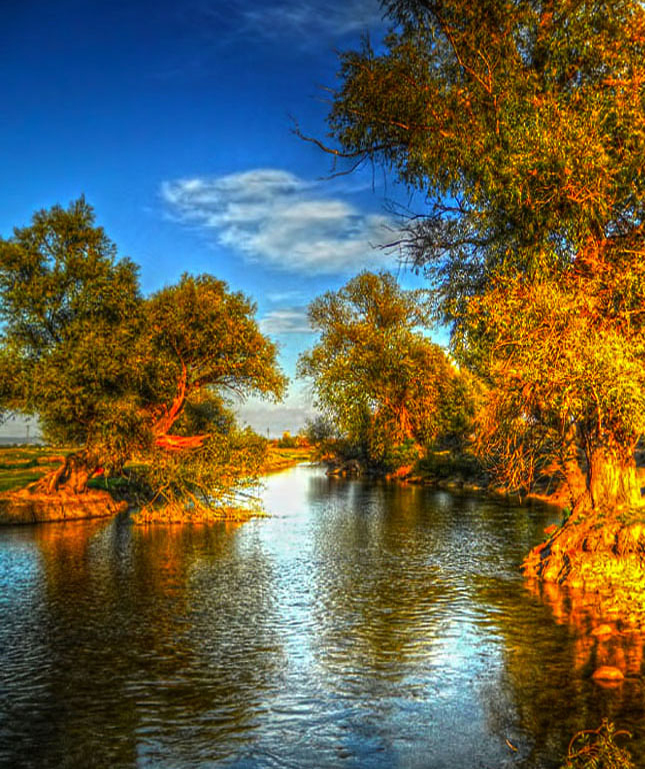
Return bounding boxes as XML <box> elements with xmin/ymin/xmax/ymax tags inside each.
<box><xmin>1</xmin><ymin>465</ymin><xmax>644</xmax><ymax>768</ymax></box>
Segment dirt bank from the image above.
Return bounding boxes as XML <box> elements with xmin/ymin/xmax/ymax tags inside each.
<box><xmin>0</xmin><ymin>487</ymin><xmax>128</xmax><ymax>524</ymax></box>
<box><xmin>522</xmin><ymin>506</ymin><xmax>645</xmax><ymax>629</ymax></box>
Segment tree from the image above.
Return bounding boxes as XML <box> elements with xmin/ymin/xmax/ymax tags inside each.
<box><xmin>0</xmin><ymin>199</ymin><xmax>286</xmax><ymax>513</ymax></box>
<box><xmin>320</xmin><ymin>0</ymin><xmax>645</xmax><ymax>509</ymax></box>
<box><xmin>297</xmin><ymin>271</ymin><xmax>471</xmax><ymax>467</ymax></box>
<box><xmin>145</xmin><ymin>273</ymin><xmax>287</xmax><ymax>450</ymax></box>
<box><xmin>304</xmin><ymin>414</ymin><xmax>338</xmax><ymax>445</ymax></box>
<box><xmin>0</xmin><ymin>197</ymin><xmax>146</xmax><ymax>492</ymax></box>
<box><xmin>466</xmin><ymin>266</ymin><xmax>645</xmax><ymax>509</ymax></box>
<box><xmin>276</xmin><ymin>431</ymin><xmax>298</xmax><ymax>448</ymax></box>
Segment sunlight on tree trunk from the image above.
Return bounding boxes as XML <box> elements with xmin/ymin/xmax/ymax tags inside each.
<box><xmin>587</xmin><ymin>448</ymin><xmax>643</xmax><ymax>512</ymax></box>
<box><xmin>36</xmin><ymin>453</ymin><xmax>97</xmax><ymax>495</ymax></box>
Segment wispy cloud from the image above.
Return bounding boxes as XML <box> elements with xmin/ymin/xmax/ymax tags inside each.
<box><xmin>190</xmin><ymin>0</ymin><xmax>384</xmax><ymax>46</ymax></box>
<box><xmin>161</xmin><ymin>169</ymin><xmax>398</xmax><ymax>275</ymax></box>
<box><xmin>265</xmin><ymin>290</ymin><xmax>306</xmax><ymax>303</ymax></box>
<box><xmin>241</xmin><ymin>0</ymin><xmax>385</xmax><ymax>40</ymax></box>
<box><xmin>260</xmin><ymin>306</ymin><xmax>312</xmax><ymax>335</ymax></box>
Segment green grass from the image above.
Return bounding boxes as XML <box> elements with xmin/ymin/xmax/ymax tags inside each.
<box><xmin>0</xmin><ymin>445</ymin><xmax>64</xmax><ymax>492</ymax></box>
<box><xmin>0</xmin><ymin>470</ymin><xmax>49</xmax><ymax>492</ymax></box>
<box><xmin>262</xmin><ymin>446</ymin><xmax>314</xmax><ymax>473</ymax></box>
<box><xmin>0</xmin><ymin>443</ymin><xmax>316</xmax><ymax>497</ymax></box>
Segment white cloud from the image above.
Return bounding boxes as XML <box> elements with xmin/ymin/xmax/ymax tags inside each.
<box><xmin>0</xmin><ymin>414</ymin><xmax>41</xmax><ymax>442</ymax></box>
<box><xmin>260</xmin><ymin>306</ymin><xmax>312</xmax><ymax>335</ymax></box>
<box><xmin>161</xmin><ymin>169</ymin><xmax>398</xmax><ymax>275</ymax></box>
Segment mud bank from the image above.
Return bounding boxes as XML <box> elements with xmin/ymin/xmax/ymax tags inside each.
<box><xmin>0</xmin><ymin>487</ymin><xmax>128</xmax><ymax>524</ymax></box>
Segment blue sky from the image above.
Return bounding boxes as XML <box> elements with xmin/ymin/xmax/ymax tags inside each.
<box><xmin>1</xmin><ymin>0</ymin><xmax>436</xmax><ymax>437</ymax></box>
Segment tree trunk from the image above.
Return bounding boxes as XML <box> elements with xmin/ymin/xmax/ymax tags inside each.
<box><xmin>398</xmin><ymin>406</ymin><xmax>415</xmax><ymax>442</ymax></box>
<box><xmin>150</xmin><ymin>363</ymin><xmax>209</xmax><ymax>452</ymax></box>
<box><xmin>586</xmin><ymin>446</ymin><xmax>643</xmax><ymax>511</ymax></box>
<box><xmin>154</xmin><ymin>433</ymin><xmax>210</xmax><ymax>451</ymax></box>
<box><xmin>152</xmin><ymin>361</ymin><xmax>188</xmax><ymax>437</ymax></box>
<box><xmin>35</xmin><ymin>453</ymin><xmax>97</xmax><ymax>495</ymax></box>
<box><xmin>560</xmin><ymin>452</ymin><xmax>588</xmax><ymax>512</ymax></box>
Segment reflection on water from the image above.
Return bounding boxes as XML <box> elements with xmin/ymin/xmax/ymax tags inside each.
<box><xmin>525</xmin><ymin>579</ymin><xmax>645</xmax><ymax>679</ymax></box>
<box><xmin>1</xmin><ymin>465</ymin><xmax>644</xmax><ymax>768</ymax></box>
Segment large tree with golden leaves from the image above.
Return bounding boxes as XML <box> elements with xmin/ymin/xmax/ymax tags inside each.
<box><xmin>319</xmin><ymin>0</ymin><xmax>645</xmax><ymax>510</ymax></box>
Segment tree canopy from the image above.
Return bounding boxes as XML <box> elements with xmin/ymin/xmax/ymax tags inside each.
<box><xmin>0</xmin><ymin>198</ymin><xmax>286</xmax><ymax>514</ymax></box>
<box><xmin>322</xmin><ymin>0</ymin><xmax>645</xmax><ymax>509</ymax></box>
<box><xmin>328</xmin><ymin>0</ymin><xmax>645</xmax><ymax>287</ymax></box>
<box><xmin>298</xmin><ymin>271</ymin><xmax>471</xmax><ymax>468</ymax></box>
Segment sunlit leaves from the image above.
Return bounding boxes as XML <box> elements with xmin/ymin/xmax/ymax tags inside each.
<box><xmin>147</xmin><ymin>274</ymin><xmax>286</xmax><ymax>405</ymax></box>
<box><xmin>465</xmin><ymin>262</ymin><xmax>645</xmax><ymax>500</ymax></box>
<box><xmin>298</xmin><ymin>271</ymin><xmax>471</xmax><ymax>467</ymax></box>
<box><xmin>327</xmin><ymin>0</ymin><xmax>645</xmax><ymax>507</ymax></box>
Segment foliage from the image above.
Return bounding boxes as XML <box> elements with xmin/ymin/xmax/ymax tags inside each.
<box><xmin>0</xmin><ymin>197</ymin><xmax>145</xmax><ymax>474</ymax></box>
<box><xmin>560</xmin><ymin>720</ymin><xmax>634</xmax><ymax>769</ymax></box>
<box><xmin>132</xmin><ymin>426</ymin><xmax>267</xmax><ymax>521</ymax></box>
<box><xmin>0</xmin><ymin>199</ymin><xmax>286</xmax><ymax>514</ymax></box>
<box><xmin>415</xmin><ymin>450</ymin><xmax>482</xmax><ymax>482</ymax></box>
<box><xmin>467</xmin><ymin>266</ymin><xmax>645</xmax><ymax>504</ymax></box>
<box><xmin>276</xmin><ymin>431</ymin><xmax>298</xmax><ymax>449</ymax></box>
<box><xmin>298</xmin><ymin>271</ymin><xmax>473</xmax><ymax>468</ymax></box>
<box><xmin>328</xmin><ymin>0</ymin><xmax>645</xmax><ymax>285</ymax></box>
<box><xmin>382</xmin><ymin>437</ymin><xmax>422</xmax><ymax>472</ymax></box>
<box><xmin>146</xmin><ymin>273</ymin><xmax>285</xmax><ymax>421</ymax></box>
<box><xmin>323</xmin><ymin>0</ymin><xmax>645</xmax><ymax>508</ymax></box>
<box><xmin>304</xmin><ymin>414</ymin><xmax>338</xmax><ymax>445</ymax></box>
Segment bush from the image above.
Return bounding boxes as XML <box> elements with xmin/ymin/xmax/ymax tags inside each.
<box><xmin>382</xmin><ymin>439</ymin><xmax>422</xmax><ymax>472</ymax></box>
<box><xmin>276</xmin><ymin>431</ymin><xmax>298</xmax><ymax>449</ymax></box>
<box><xmin>303</xmin><ymin>415</ymin><xmax>337</xmax><ymax>445</ymax></box>
<box><xmin>415</xmin><ymin>451</ymin><xmax>482</xmax><ymax>481</ymax></box>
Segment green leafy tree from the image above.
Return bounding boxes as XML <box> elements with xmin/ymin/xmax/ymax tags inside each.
<box><xmin>145</xmin><ymin>273</ymin><xmax>286</xmax><ymax>449</ymax></box>
<box><xmin>0</xmin><ymin>199</ymin><xmax>286</xmax><ymax>513</ymax></box>
<box><xmin>318</xmin><ymin>0</ymin><xmax>645</xmax><ymax>509</ymax></box>
<box><xmin>276</xmin><ymin>431</ymin><xmax>298</xmax><ymax>448</ymax></box>
<box><xmin>0</xmin><ymin>197</ymin><xmax>146</xmax><ymax>491</ymax></box>
<box><xmin>297</xmin><ymin>271</ymin><xmax>471</xmax><ymax>468</ymax></box>
<box><xmin>467</xmin><ymin>267</ymin><xmax>645</xmax><ymax>508</ymax></box>
<box><xmin>304</xmin><ymin>414</ymin><xmax>338</xmax><ymax>445</ymax></box>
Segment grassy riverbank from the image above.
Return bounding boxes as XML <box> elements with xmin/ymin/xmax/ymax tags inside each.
<box><xmin>262</xmin><ymin>446</ymin><xmax>314</xmax><ymax>473</ymax></box>
<box><xmin>0</xmin><ymin>444</ymin><xmax>315</xmax><ymax>524</ymax></box>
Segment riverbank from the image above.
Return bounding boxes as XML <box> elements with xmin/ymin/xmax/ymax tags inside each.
<box><xmin>410</xmin><ymin>455</ymin><xmax>645</xmax><ymax>625</ymax></box>
<box><xmin>521</xmin><ymin>500</ymin><xmax>645</xmax><ymax>630</ymax></box>
<box><xmin>0</xmin><ymin>486</ymin><xmax>128</xmax><ymax>524</ymax></box>
<box><xmin>262</xmin><ymin>446</ymin><xmax>315</xmax><ymax>474</ymax></box>
<box><xmin>407</xmin><ymin>454</ymin><xmax>645</xmax><ymax>663</ymax></box>
<box><xmin>0</xmin><ymin>444</ymin><xmax>315</xmax><ymax>524</ymax></box>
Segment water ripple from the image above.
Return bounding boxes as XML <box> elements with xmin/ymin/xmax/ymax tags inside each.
<box><xmin>1</xmin><ymin>467</ymin><xmax>640</xmax><ymax>768</ymax></box>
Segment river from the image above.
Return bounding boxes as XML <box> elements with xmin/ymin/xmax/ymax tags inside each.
<box><xmin>1</xmin><ymin>464</ymin><xmax>644</xmax><ymax>768</ymax></box>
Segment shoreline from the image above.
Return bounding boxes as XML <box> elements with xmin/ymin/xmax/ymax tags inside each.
<box><xmin>0</xmin><ymin>445</ymin><xmax>315</xmax><ymax>526</ymax></box>
<box><xmin>0</xmin><ymin>486</ymin><xmax>128</xmax><ymax>524</ymax></box>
